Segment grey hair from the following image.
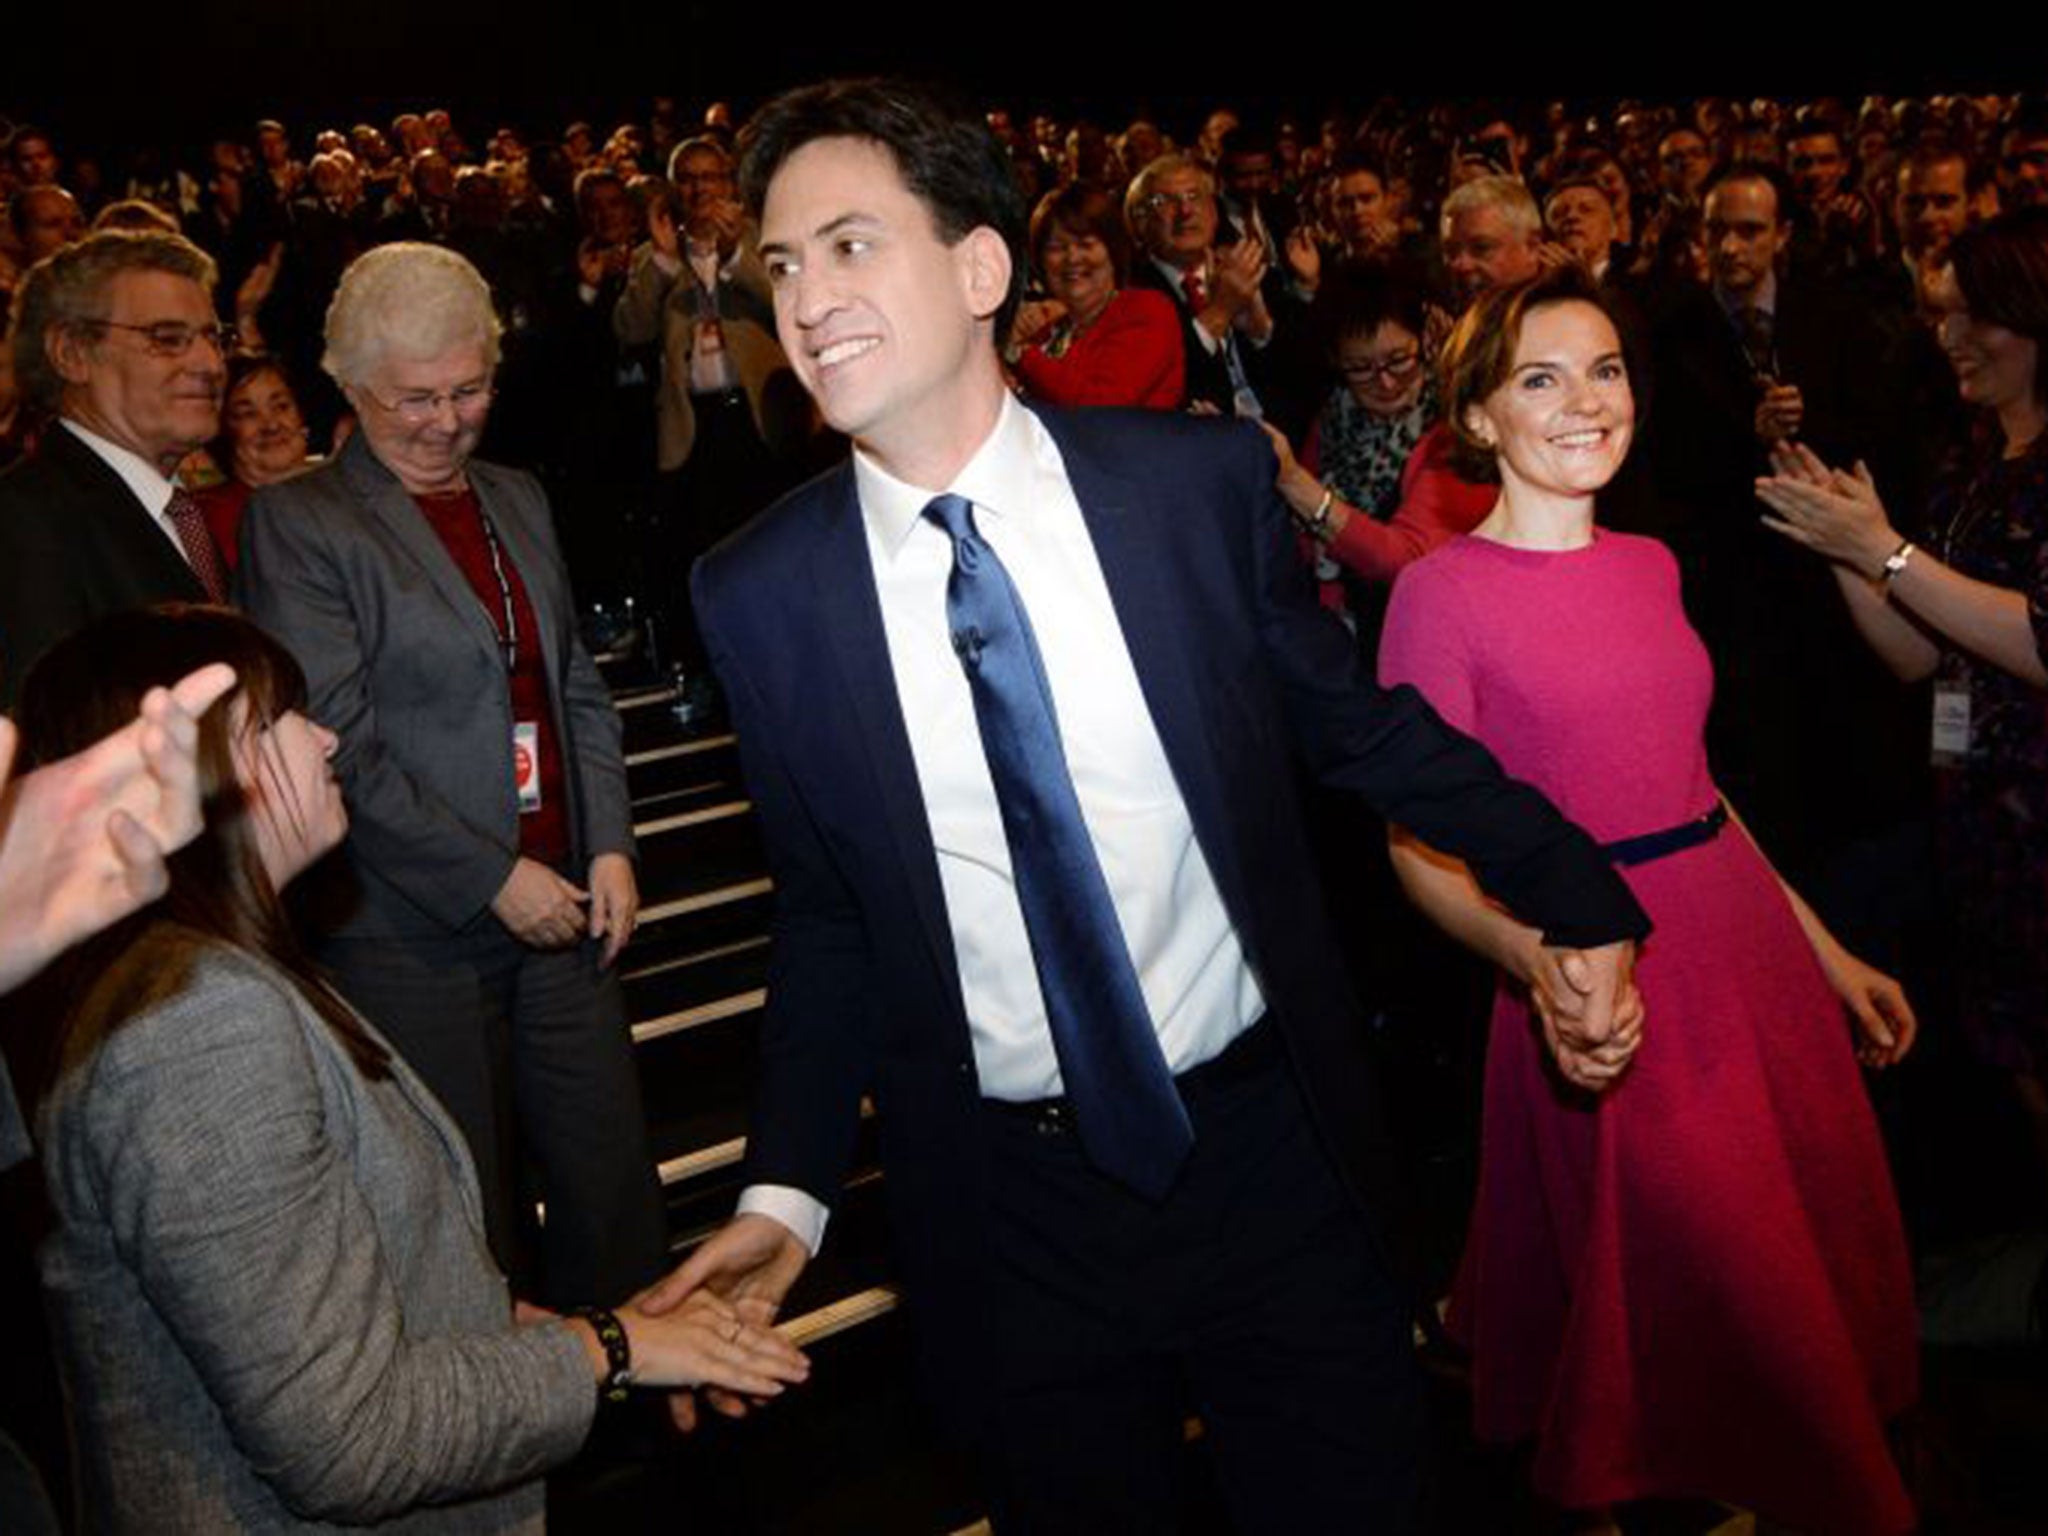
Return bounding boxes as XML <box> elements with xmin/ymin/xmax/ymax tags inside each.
<box><xmin>1441</xmin><ymin>174</ymin><xmax>1541</xmax><ymax>240</ymax></box>
<box><xmin>10</xmin><ymin>229</ymin><xmax>216</xmax><ymax>413</ymax></box>
<box><xmin>1123</xmin><ymin>152</ymin><xmax>1214</xmax><ymax>238</ymax></box>
<box><xmin>320</xmin><ymin>242</ymin><xmax>501</xmax><ymax>388</ymax></box>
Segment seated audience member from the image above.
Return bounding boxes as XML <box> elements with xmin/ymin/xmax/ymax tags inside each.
<box><xmin>193</xmin><ymin>355</ymin><xmax>317</xmax><ymax>569</ymax></box>
<box><xmin>1009</xmin><ymin>181</ymin><xmax>1184</xmax><ymax>410</ymax></box>
<box><xmin>11</xmin><ymin>606</ymin><xmax>809</xmax><ymax>1536</ymax></box>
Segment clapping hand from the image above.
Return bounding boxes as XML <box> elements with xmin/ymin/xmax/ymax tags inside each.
<box><xmin>1755</xmin><ymin>442</ymin><xmax>1897</xmax><ymax>572</ymax></box>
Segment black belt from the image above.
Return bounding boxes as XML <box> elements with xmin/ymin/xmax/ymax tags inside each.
<box><xmin>982</xmin><ymin>1016</ymin><xmax>1282</xmax><ymax>1136</ymax></box>
<box><xmin>1600</xmin><ymin>800</ymin><xmax>1728</xmax><ymax>867</ymax></box>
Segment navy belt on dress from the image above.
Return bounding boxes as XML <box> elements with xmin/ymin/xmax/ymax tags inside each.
<box><xmin>1600</xmin><ymin>800</ymin><xmax>1728</xmax><ymax>867</ymax></box>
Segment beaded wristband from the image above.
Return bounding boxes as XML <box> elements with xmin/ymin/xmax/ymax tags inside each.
<box><xmin>570</xmin><ymin>1305</ymin><xmax>635</xmax><ymax>1404</ymax></box>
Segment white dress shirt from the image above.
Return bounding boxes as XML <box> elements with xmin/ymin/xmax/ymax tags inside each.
<box><xmin>62</xmin><ymin>418</ymin><xmax>191</xmax><ymax>561</ymax></box>
<box><xmin>740</xmin><ymin>397</ymin><xmax>1265</xmax><ymax>1252</ymax></box>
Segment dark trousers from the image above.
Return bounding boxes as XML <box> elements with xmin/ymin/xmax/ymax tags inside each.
<box><xmin>973</xmin><ymin>1027</ymin><xmax>1423</xmax><ymax>1534</ymax></box>
<box><xmin>323</xmin><ymin>927</ymin><xmax>667</xmax><ymax>1307</ymax></box>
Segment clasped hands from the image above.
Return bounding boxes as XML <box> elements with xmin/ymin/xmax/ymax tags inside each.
<box><xmin>491</xmin><ymin>851</ymin><xmax>638</xmax><ymax>964</ymax></box>
<box><xmin>1527</xmin><ymin>938</ymin><xmax>1644</xmax><ymax>1092</ymax></box>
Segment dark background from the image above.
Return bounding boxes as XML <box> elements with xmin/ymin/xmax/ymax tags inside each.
<box><xmin>14</xmin><ymin>7</ymin><xmax>2028</xmax><ymax>166</ymax></box>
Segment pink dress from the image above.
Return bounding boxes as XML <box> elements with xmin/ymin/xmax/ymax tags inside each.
<box><xmin>1379</xmin><ymin>532</ymin><xmax>1917</xmax><ymax>1533</ymax></box>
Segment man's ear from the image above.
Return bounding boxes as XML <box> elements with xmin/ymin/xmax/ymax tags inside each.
<box><xmin>45</xmin><ymin>322</ymin><xmax>94</xmax><ymax>388</ymax></box>
<box><xmin>957</xmin><ymin>225</ymin><xmax>1014</xmax><ymax>322</ymax></box>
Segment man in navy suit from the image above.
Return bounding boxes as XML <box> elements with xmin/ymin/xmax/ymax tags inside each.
<box><xmin>657</xmin><ymin>79</ymin><xmax>1649</xmax><ymax>1532</ymax></box>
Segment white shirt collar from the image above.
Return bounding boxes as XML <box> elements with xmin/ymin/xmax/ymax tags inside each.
<box><xmin>854</xmin><ymin>393</ymin><xmax>1037</xmax><ymax>560</ymax></box>
<box><xmin>61</xmin><ymin>417</ymin><xmax>182</xmax><ymax>515</ymax></box>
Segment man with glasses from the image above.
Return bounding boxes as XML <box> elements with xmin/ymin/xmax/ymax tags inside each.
<box><xmin>0</xmin><ymin>230</ymin><xmax>228</xmax><ymax>706</ymax></box>
<box><xmin>1126</xmin><ymin>152</ymin><xmax>1276</xmax><ymax>417</ymax></box>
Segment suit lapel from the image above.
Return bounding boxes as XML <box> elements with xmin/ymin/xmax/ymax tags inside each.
<box><xmin>338</xmin><ymin>436</ymin><xmax>503</xmax><ymax>660</ymax></box>
<box><xmin>47</xmin><ymin>427</ymin><xmax>207</xmax><ymax>601</ymax></box>
<box><xmin>803</xmin><ymin>467</ymin><xmax>963</xmax><ymax>999</ymax></box>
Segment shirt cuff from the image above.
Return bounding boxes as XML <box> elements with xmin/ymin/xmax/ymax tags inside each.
<box><xmin>737</xmin><ymin>1184</ymin><xmax>829</xmax><ymax>1256</ymax></box>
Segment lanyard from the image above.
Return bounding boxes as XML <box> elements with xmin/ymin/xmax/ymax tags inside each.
<box><xmin>475</xmin><ymin>509</ymin><xmax>520</xmax><ymax>674</ymax></box>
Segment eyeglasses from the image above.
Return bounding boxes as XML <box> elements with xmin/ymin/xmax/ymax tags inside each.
<box><xmin>1143</xmin><ymin>189</ymin><xmax>1209</xmax><ymax>213</ymax></box>
<box><xmin>1339</xmin><ymin>349</ymin><xmax>1422</xmax><ymax>384</ymax></box>
<box><xmin>357</xmin><ymin>380</ymin><xmax>496</xmax><ymax>423</ymax></box>
<box><xmin>87</xmin><ymin>319</ymin><xmax>237</xmax><ymax>358</ymax></box>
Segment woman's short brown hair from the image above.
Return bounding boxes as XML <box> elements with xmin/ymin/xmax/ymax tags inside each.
<box><xmin>1439</xmin><ymin>263</ymin><xmax>1620</xmax><ymax>483</ymax></box>
<box><xmin>1028</xmin><ymin>180</ymin><xmax>1132</xmax><ymax>286</ymax></box>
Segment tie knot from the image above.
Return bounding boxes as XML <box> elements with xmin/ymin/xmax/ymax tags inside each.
<box><xmin>923</xmin><ymin>492</ymin><xmax>977</xmax><ymax>545</ymax></box>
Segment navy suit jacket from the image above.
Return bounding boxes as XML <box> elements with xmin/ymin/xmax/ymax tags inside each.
<box><xmin>691</xmin><ymin>404</ymin><xmax>1647</xmax><ymax>1418</ymax></box>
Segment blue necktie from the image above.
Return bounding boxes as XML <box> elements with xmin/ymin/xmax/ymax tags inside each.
<box><xmin>923</xmin><ymin>493</ymin><xmax>1193</xmax><ymax>1201</ymax></box>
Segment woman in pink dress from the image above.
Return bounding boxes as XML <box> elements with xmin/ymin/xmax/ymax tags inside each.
<box><xmin>1378</xmin><ymin>266</ymin><xmax>1919</xmax><ymax>1533</ymax></box>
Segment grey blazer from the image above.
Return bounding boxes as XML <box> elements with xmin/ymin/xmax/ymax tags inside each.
<box><xmin>236</xmin><ymin>434</ymin><xmax>633</xmax><ymax>941</ymax></box>
<box><xmin>37</xmin><ymin>932</ymin><xmax>594</xmax><ymax>1533</ymax></box>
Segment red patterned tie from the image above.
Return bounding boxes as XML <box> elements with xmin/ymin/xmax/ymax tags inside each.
<box><xmin>165</xmin><ymin>488</ymin><xmax>229</xmax><ymax>603</ymax></box>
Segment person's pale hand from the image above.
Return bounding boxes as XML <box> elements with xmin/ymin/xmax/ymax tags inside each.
<box><xmin>622</xmin><ymin>1285</ymin><xmax>810</xmax><ymax>1399</ymax></box>
<box><xmin>1284</xmin><ymin>225</ymin><xmax>1321</xmax><ymax>289</ymax></box>
<box><xmin>586</xmin><ymin>851</ymin><xmax>638</xmax><ymax>967</ymax></box>
<box><xmin>0</xmin><ymin>663</ymin><xmax>237</xmax><ymax>993</ymax></box>
<box><xmin>491</xmin><ymin>856</ymin><xmax>588</xmax><ymax>949</ymax></box>
<box><xmin>1010</xmin><ymin>298</ymin><xmax>1066</xmax><ymax>349</ymax></box>
<box><xmin>1213</xmin><ymin>239</ymin><xmax>1266</xmax><ymax>308</ymax></box>
<box><xmin>647</xmin><ymin>194</ymin><xmax>680</xmax><ymax>260</ymax></box>
<box><xmin>1813</xmin><ymin>938</ymin><xmax>1918</xmax><ymax>1068</ymax></box>
<box><xmin>641</xmin><ymin>1213</ymin><xmax>811</xmax><ymax>1431</ymax></box>
<box><xmin>1756</xmin><ymin>454</ymin><xmax>1896</xmax><ymax>572</ymax></box>
<box><xmin>1528</xmin><ymin>940</ymin><xmax>1642</xmax><ymax>1091</ymax></box>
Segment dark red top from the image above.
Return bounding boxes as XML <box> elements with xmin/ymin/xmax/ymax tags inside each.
<box><xmin>412</xmin><ymin>488</ymin><xmax>570</xmax><ymax>867</ymax></box>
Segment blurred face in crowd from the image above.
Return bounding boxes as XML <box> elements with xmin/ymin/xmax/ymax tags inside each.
<box><xmin>1442</xmin><ymin>201</ymin><xmax>1541</xmax><ymax>303</ymax></box>
<box><xmin>672</xmin><ymin>144</ymin><xmax>736</xmax><ymax>238</ymax></box>
<box><xmin>1337</xmin><ymin>320</ymin><xmax>1427</xmax><ymax>418</ymax></box>
<box><xmin>1220</xmin><ymin>148</ymin><xmax>1275</xmax><ymax>205</ymax></box>
<box><xmin>1658</xmin><ymin>129</ymin><xmax>1713</xmax><ymax>199</ymax></box>
<box><xmin>1787</xmin><ymin>131</ymin><xmax>1848</xmax><ymax>206</ymax></box>
<box><xmin>1930</xmin><ymin>264</ymin><xmax>2039</xmax><ymax>416</ymax></box>
<box><xmin>581</xmin><ymin>176</ymin><xmax>636</xmax><ymax>246</ymax></box>
<box><xmin>18</xmin><ymin>187</ymin><xmax>84</xmax><ymax>262</ymax></box>
<box><xmin>348</xmin><ymin>341</ymin><xmax>494</xmax><ymax>495</ymax></box>
<box><xmin>1546</xmin><ymin>184</ymin><xmax>1616</xmax><ymax>268</ymax></box>
<box><xmin>1137</xmin><ymin>165</ymin><xmax>1216</xmax><ymax>271</ymax></box>
<box><xmin>53</xmin><ymin>268</ymin><xmax>226</xmax><ymax>470</ymax></box>
<box><xmin>1704</xmin><ymin>175</ymin><xmax>1787</xmax><ymax>298</ymax></box>
<box><xmin>223</xmin><ymin>366</ymin><xmax>309</xmax><ymax>486</ymax></box>
<box><xmin>1038</xmin><ymin>222</ymin><xmax>1115</xmax><ymax>329</ymax></box>
<box><xmin>1330</xmin><ymin>170</ymin><xmax>1388</xmax><ymax>251</ymax></box>
<box><xmin>12</xmin><ymin>133</ymin><xmax>58</xmax><ymax>187</ymax></box>
<box><xmin>1896</xmin><ymin>156</ymin><xmax>1969</xmax><ymax>264</ymax></box>
<box><xmin>2000</xmin><ymin>130</ymin><xmax>2048</xmax><ymax>210</ymax></box>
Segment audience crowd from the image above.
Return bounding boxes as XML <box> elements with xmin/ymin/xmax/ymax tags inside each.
<box><xmin>2</xmin><ymin>78</ymin><xmax>2047</xmax><ymax>1532</ymax></box>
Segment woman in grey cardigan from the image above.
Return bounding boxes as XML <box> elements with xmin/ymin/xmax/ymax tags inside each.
<box><xmin>12</xmin><ymin>607</ymin><xmax>806</xmax><ymax>1534</ymax></box>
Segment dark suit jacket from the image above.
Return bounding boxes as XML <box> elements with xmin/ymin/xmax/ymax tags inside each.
<box><xmin>237</xmin><ymin>433</ymin><xmax>632</xmax><ymax>942</ymax></box>
<box><xmin>1645</xmin><ymin>278</ymin><xmax>1918</xmax><ymax>878</ymax></box>
<box><xmin>691</xmin><ymin>404</ymin><xmax>1647</xmax><ymax>1422</ymax></box>
<box><xmin>0</xmin><ymin>424</ymin><xmax>205</xmax><ymax>704</ymax></box>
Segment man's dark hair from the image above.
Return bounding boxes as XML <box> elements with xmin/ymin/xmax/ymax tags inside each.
<box><xmin>1702</xmin><ymin>159</ymin><xmax>1795</xmax><ymax>223</ymax></box>
<box><xmin>737</xmin><ymin>77</ymin><xmax>1028</xmax><ymax>334</ymax></box>
<box><xmin>1328</xmin><ymin>145</ymin><xmax>1387</xmax><ymax>186</ymax></box>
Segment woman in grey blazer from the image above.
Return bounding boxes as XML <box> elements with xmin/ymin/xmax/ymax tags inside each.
<box><xmin>237</xmin><ymin>244</ymin><xmax>665</xmax><ymax>1305</ymax></box>
<box><xmin>13</xmin><ymin>607</ymin><xmax>805</xmax><ymax>1535</ymax></box>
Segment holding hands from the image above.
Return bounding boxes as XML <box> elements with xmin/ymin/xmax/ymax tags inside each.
<box><xmin>1528</xmin><ymin>939</ymin><xmax>1645</xmax><ymax>1092</ymax></box>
